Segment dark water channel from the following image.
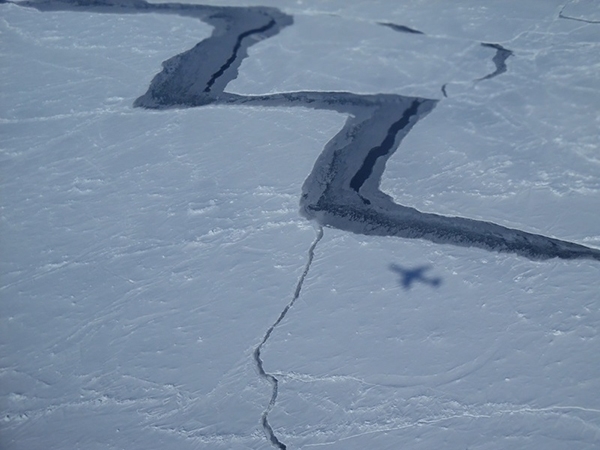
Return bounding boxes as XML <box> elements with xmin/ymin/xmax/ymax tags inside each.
<box><xmin>350</xmin><ymin>99</ymin><xmax>422</xmax><ymax>197</ymax></box>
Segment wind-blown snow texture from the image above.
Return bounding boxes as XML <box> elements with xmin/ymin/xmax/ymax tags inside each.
<box><xmin>2</xmin><ymin>0</ymin><xmax>600</xmax><ymax>449</ymax></box>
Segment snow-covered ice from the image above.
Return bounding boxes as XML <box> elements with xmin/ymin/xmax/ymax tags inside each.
<box><xmin>1</xmin><ymin>1</ymin><xmax>599</xmax><ymax>449</ymax></box>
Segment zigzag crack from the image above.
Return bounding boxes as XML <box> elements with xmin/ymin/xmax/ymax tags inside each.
<box><xmin>253</xmin><ymin>226</ymin><xmax>323</xmax><ymax>449</ymax></box>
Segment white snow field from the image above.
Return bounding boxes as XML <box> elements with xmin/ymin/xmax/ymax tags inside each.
<box><xmin>1</xmin><ymin>1</ymin><xmax>599</xmax><ymax>449</ymax></box>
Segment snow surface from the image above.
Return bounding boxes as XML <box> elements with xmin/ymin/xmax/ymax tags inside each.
<box><xmin>1</xmin><ymin>1</ymin><xmax>600</xmax><ymax>449</ymax></box>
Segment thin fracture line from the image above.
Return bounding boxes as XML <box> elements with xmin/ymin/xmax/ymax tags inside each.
<box><xmin>559</xmin><ymin>4</ymin><xmax>600</xmax><ymax>24</ymax></box>
<box><xmin>253</xmin><ymin>225</ymin><xmax>324</xmax><ymax>449</ymax></box>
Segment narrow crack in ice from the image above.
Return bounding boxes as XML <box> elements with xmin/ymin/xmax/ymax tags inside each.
<box><xmin>253</xmin><ymin>225</ymin><xmax>323</xmax><ymax>449</ymax></box>
<box><xmin>441</xmin><ymin>83</ymin><xmax>448</xmax><ymax>97</ymax></box>
<box><xmin>379</xmin><ymin>21</ymin><xmax>424</xmax><ymax>35</ymax></box>
<box><xmin>559</xmin><ymin>3</ymin><xmax>600</xmax><ymax>24</ymax></box>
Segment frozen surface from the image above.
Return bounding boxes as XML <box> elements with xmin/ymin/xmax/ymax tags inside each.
<box><xmin>2</xmin><ymin>1</ymin><xmax>600</xmax><ymax>449</ymax></box>
<box><xmin>560</xmin><ymin>0</ymin><xmax>600</xmax><ymax>23</ymax></box>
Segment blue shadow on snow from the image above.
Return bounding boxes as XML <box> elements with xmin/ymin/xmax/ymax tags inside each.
<box><xmin>389</xmin><ymin>263</ymin><xmax>442</xmax><ymax>290</ymax></box>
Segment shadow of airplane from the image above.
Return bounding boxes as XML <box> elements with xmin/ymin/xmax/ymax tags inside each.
<box><xmin>389</xmin><ymin>263</ymin><xmax>442</xmax><ymax>290</ymax></box>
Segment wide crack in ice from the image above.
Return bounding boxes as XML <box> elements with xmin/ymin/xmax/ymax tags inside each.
<box><xmin>477</xmin><ymin>42</ymin><xmax>513</xmax><ymax>81</ymax></box>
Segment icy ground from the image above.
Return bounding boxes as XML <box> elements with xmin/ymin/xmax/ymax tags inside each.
<box><xmin>1</xmin><ymin>1</ymin><xmax>600</xmax><ymax>449</ymax></box>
